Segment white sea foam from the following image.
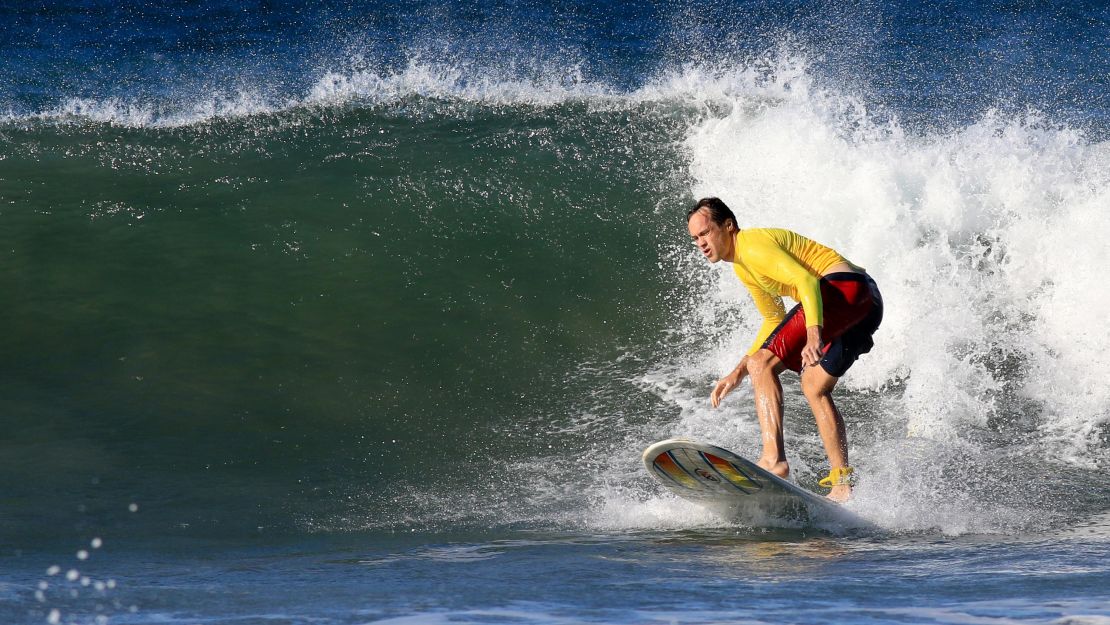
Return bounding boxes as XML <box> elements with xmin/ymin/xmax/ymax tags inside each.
<box><xmin>614</xmin><ymin>52</ymin><xmax>1110</xmax><ymax>535</ymax></box>
<box><xmin>6</xmin><ymin>59</ymin><xmax>624</xmax><ymax>128</ymax></box>
<box><xmin>18</xmin><ymin>92</ymin><xmax>285</xmax><ymax>128</ymax></box>
<box><xmin>306</xmin><ymin>59</ymin><xmax>618</xmax><ymax>108</ymax></box>
<box><xmin>679</xmin><ymin>67</ymin><xmax>1110</xmax><ymax>459</ymax></box>
<box><xmin>5</xmin><ymin>54</ymin><xmax>809</xmax><ymax>127</ymax></box>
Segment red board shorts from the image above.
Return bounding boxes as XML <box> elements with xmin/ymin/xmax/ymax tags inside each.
<box><xmin>761</xmin><ymin>272</ymin><xmax>883</xmax><ymax>376</ymax></box>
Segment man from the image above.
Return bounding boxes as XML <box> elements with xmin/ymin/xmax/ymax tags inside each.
<box><xmin>686</xmin><ymin>197</ymin><xmax>882</xmax><ymax>502</ymax></box>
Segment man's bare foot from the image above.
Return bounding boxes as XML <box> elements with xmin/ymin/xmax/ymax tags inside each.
<box><xmin>826</xmin><ymin>484</ymin><xmax>852</xmax><ymax>503</ymax></box>
<box><xmin>757</xmin><ymin>458</ymin><xmax>790</xmax><ymax>478</ymax></box>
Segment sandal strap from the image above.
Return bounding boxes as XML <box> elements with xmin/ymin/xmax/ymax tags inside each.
<box><xmin>818</xmin><ymin>466</ymin><xmax>856</xmax><ymax>488</ymax></box>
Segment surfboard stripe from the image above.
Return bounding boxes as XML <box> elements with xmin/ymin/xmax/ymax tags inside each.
<box><xmin>700</xmin><ymin>452</ymin><xmax>763</xmax><ymax>492</ymax></box>
<box><xmin>672</xmin><ymin>448</ymin><xmax>727</xmax><ymax>491</ymax></box>
<box><xmin>673</xmin><ymin>449</ymin><xmax>721</xmax><ymax>489</ymax></box>
<box><xmin>651</xmin><ymin>463</ymin><xmax>690</xmax><ymax>490</ymax></box>
<box><xmin>693</xmin><ymin>451</ymin><xmax>753</xmax><ymax>495</ymax></box>
<box><xmin>652</xmin><ymin>451</ymin><xmax>701</xmax><ymax>490</ymax></box>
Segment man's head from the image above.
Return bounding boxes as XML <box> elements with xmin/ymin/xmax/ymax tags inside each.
<box><xmin>686</xmin><ymin>197</ymin><xmax>738</xmax><ymax>263</ymax></box>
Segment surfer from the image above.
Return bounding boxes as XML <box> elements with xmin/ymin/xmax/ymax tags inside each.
<box><xmin>686</xmin><ymin>197</ymin><xmax>883</xmax><ymax>502</ymax></box>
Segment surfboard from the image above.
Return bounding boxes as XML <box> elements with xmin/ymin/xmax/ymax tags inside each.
<box><xmin>642</xmin><ymin>438</ymin><xmax>872</xmax><ymax>530</ymax></box>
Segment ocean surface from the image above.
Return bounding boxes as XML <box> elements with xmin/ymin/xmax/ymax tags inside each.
<box><xmin>2</xmin><ymin>1</ymin><xmax>1109</xmax><ymax>623</ymax></box>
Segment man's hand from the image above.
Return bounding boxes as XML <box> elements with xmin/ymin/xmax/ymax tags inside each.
<box><xmin>801</xmin><ymin>325</ymin><xmax>824</xmax><ymax>368</ymax></box>
<box><xmin>711</xmin><ymin>358</ymin><xmax>749</xmax><ymax>408</ymax></box>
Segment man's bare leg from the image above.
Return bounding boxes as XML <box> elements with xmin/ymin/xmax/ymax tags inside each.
<box><xmin>800</xmin><ymin>365</ymin><xmax>852</xmax><ymax>502</ymax></box>
<box><xmin>746</xmin><ymin>349</ymin><xmax>790</xmax><ymax>478</ymax></box>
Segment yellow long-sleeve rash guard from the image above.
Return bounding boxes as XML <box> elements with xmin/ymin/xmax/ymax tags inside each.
<box><xmin>731</xmin><ymin>228</ymin><xmax>860</xmax><ymax>355</ymax></box>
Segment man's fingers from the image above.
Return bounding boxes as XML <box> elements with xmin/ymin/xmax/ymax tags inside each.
<box><xmin>712</xmin><ymin>380</ymin><xmax>733</xmax><ymax>407</ymax></box>
<box><xmin>711</xmin><ymin>381</ymin><xmax>729</xmax><ymax>408</ymax></box>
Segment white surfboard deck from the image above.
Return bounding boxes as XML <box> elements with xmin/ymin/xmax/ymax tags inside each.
<box><xmin>643</xmin><ymin>438</ymin><xmax>873</xmax><ymax>530</ymax></box>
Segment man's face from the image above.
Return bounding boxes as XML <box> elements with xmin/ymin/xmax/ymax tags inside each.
<box><xmin>687</xmin><ymin>208</ymin><xmax>734</xmax><ymax>263</ymax></box>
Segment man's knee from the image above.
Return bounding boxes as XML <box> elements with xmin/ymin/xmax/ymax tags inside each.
<box><xmin>801</xmin><ymin>369</ymin><xmax>835</xmax><ymax>401</ymax></box>
<box><xmin>747</xmin><ymin>350</ymin><xmax>778</xmax><ymax>378</ymax></box>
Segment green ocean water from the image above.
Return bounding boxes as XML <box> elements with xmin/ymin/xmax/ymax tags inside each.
<box><xmin>0</xmin><ymin>101</ymin><xmax>703</xmax><ymax>538</ymax></box>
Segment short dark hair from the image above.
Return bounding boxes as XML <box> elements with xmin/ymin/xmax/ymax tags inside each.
<box><xmin>687</xmin><ymin>197</ymin><xmax>737</xmax><ymax>229</ymax></box>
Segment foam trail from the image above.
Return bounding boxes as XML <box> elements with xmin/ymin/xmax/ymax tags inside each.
<box><xmin>306</xmin><ymin>60</ymin><xmax>618</xmax><ymax>108</ymax></box>
<box><xmin>7</xmin><ymin>60</ymin><xmax>624</xmax><ymax>128</ymax></box>
<box><xmin>7</xmin><ymin>57</ymin><xmax>817</xmax><ymax>128</ymax></box>
<box><xmin>17</xmin><ymin>91</ymin><xmax>290</xmax><ymax>128</ymax></box>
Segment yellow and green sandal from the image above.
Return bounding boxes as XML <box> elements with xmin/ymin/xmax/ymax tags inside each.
<box><xmin>818</xmin><ymin>466</ymin><xmax>856</xmax><ymax>488</ymax></box>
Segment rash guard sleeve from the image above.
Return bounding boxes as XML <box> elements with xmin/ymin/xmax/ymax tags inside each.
<box><xmin>734</xmin><ymin>268</ymin><xmax>787</xmax><ymax>355</ymax></box>
<box><xmin>743</xmin><ymin>236</ymin><xmax>824</xmax><ymax>328</ymax></box>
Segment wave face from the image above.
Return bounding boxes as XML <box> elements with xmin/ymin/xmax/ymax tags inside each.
<box><xmin>1</xmin><ymin>1</ymin><xmax>1108</xmax><ymax>540</ymax></box>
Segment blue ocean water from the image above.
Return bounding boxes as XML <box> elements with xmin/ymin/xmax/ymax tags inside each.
<box><xmin>2</xmin><ymin>1</ymin><xmax>1109</xmax><ymax>623</ymax></box>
